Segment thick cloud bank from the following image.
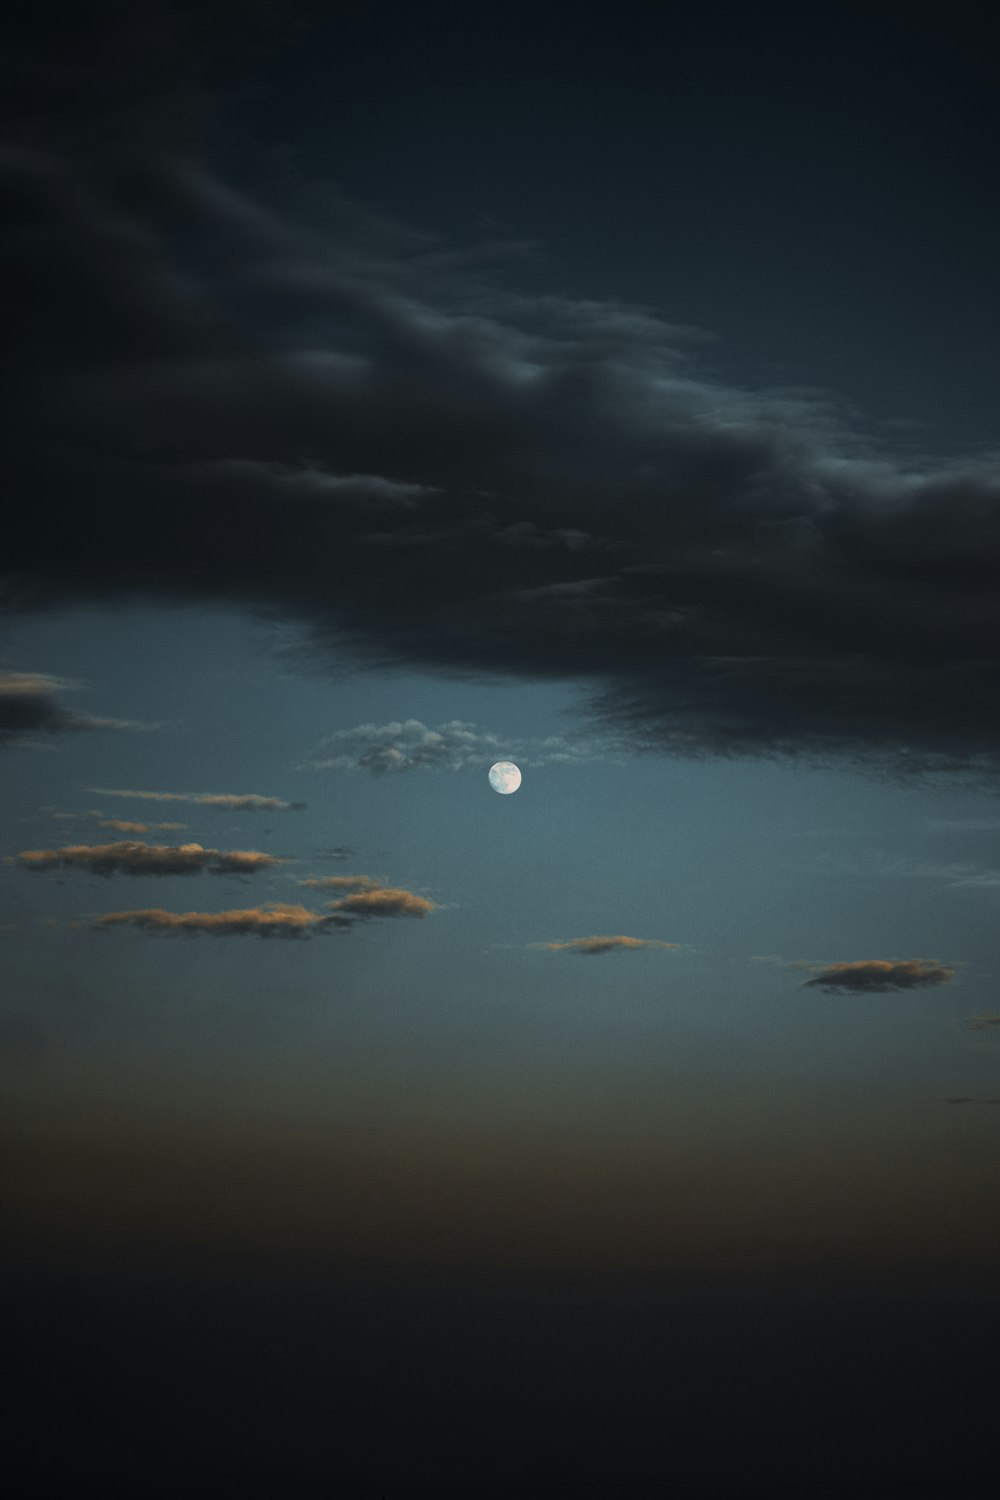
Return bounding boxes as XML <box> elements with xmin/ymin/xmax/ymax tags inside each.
<box><xmin>4</xmin><ymin>16</ymin><xmax>999</xmax><ymax>781</ymax></box>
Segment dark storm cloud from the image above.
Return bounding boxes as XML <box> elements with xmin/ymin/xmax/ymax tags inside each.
<box><xmin>537</xmin><ymin>936</ymin><xmax>678</xmax><ymax>956</ymax></box>
<box><xmin>88</xmin><ymin>788</ymin><xmax>304</xmax><ymax>811</ymax></box>
<box><xmin>5</xmin><ymin>17</ymin><xmax>1000</xmax><ymax>779</ymax></box>
<box><xmin>0</xmin><ymin>673</ymin><xmax>145</xmax><ymax>743</ymax></box>
<box><xmin>802</xmin><ymin>960</ymin><xmax>955</xmax><ymax>994</ymax></box>
<box><xmin>16</xmin><ymin>840</ymin><xmax>285</xmax><ymax>876</ymax></box>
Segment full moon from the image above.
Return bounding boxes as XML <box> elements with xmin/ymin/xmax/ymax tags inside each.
<box><xmin>488</xmin><ymin>760</ymin><xmax>522</xmax><ymax>795</ymax></box>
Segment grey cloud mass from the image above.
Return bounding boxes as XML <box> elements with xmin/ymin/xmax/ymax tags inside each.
<box><xmin>4</xmin><ymin>110</ymin><xmax>1000</xmax><ymax>780</ymax></box>
<box><xmin>1</xmin><ymin>9</ymin><xmax>988</xmax><ymax>1150</ymax></box>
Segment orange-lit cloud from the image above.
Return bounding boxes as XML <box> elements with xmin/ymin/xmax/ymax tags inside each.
<box><xmin>17</xmin><ymin>841</ymin><xmax>285</xmax><ymax>877</ymax></box>
<box><xmin>92</xmin><ymin>877</ymin><xmax>436</xmax><ymax>936</ymax></box>
<box><xmin>298</xmin><ymin>874</ymin><xmax>384</xmax><ymax>891</ymax></box>
<box><xmin>328</xmin><ymin>885</ymin><xmax>436</xmax><ymax>919</ymax></box>
<box><xmin>537</xmin><ymin>935</ymin><xmax>678</xmax><ymax>956</ymax></box>
<box><xmin>966</xmin><ymin>1013</ymin><xmax>1000</xmax><ymax>1031</ymax></box>
<box><xmin>803</xmin><ymin>959</ymin><xmax>954</xmax><ymax>993</ymax></box>
<box><xmin>95</xmin><ymin>903</ymin><xmax>336</xmax><ymax>938</ymax></box>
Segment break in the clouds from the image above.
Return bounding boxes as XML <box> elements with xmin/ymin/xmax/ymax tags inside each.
<box><xmin>5</xmin><ymin>68</ymin><xmax>1000</xmax><ymax>784</ymax></box>
<box><xmin>538</xmin><ymin>935</ymin><xmax>679</xmax><ymax>956</ymax></box>
<box><xmin>17</xmin><ymin>841</ymin><xmax>285</xmax><ymax>877</ymax></box>
<box><xmin>802</xmin><ymin>960</ymin><xmax>955</xmax><ymax>993</ymax></box>
<box><xmin>0</xmin><ymin>673</ymin><xmax>145</xmax><ymax>743</ymax></box>
<box><xmin>88</xmin><ymin>788</ymin><xmax>304</xmax><ymax>812</ymax></box>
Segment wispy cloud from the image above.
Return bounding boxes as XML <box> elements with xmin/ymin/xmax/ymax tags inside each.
<box><xmin>88</xmin><ymin>788</ymin><xmax>305</xmax><ymax>811</ymax></box>
<box><xmin>535</xmin><ymin>935</ymin><xmax>678</xmax><ymax>956</ymax></box>
<box><xmin>309</xmin><ymin>719</ymin><xmax>598</xmax><ymax>775</ymax></box>
<box><xmin>97</xmin><ymin>819</ymin><xmax>188</xmax><ymax>833</ymax></box>
<box><xmin>802</xmin><ymin>959</ymin><xmax>955</xmax><ymax>993</ymax></box>
<box><xmin>298</xmin><ymin>874</ymin><xmax>383</xmax><ymax>890</ymax></box>
<box><xmin>789</xmin><ymin>849</ymin><xmax>1000</xmax><ymax>889</ymax></box>
<box><xmin>965</xmin><ymin>1013</ymin><xmax>1000</xmax><ymax>1031</ymax></box>
<box><xmin>0</xmin><ymin>673</ymin><xmax>149</xmax><ymax>744</ymax></box>
<box><xmin>942</xmin><ymin>1096</ymin><xmax>1000</xmax><ymax>1105</ymax></box>
<box><xmin>17</xmin><ymin>841</ymin><xmax>285</xmax><ymax>877</ymax></box>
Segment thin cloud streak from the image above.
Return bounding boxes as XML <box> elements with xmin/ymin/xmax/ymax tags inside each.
<box><xmin>536</xmin><ymin>935</ymin><xmax>679</xmax><ymax>956</ymax></box>
<box><xmin>88</xmin><ymin>788</ymin><xmax>305</xmax><ymax>811</ymax></box>
<box><xmin>17</xmin><ymin>841</ymin><xmax>285</xmax><ymax>877</ymax></box>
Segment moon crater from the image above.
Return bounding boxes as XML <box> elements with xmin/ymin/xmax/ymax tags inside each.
<box><xmin>488</xmin><ymin>761</ymin><xmax>522</xmax><ymax>795</ymax></box>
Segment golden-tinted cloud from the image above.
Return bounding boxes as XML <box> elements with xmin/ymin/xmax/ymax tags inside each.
<box><xmin>92</xmin><ymin>878</ymin><xmax>436</xmax><ymax>937</ymax></box>
<box><xmin>95</xmin><ymin>903</ymin><xmax>335</xmax><ymax>938</ymax></box>
<box><xmin>328</xmin><ymin>885</ymin><xmax>436</xmax><ymax>919</ymax></box>
<box><xmin>803</xmin><ymin>959</ymin><xmax>955</xmax><ymax>993</ymax></box>
<box><xmin>298</xmin><ymin>874</ymin><xmax>383</xmax><ymax>891</ymax></box>
<box><xmin>97</xmin><ymin>819</ymin><xmax>187</xmax><ymax>833</ymax></box>
<box><xmin>17</xmin><ymin>841</ymin><xmax>285</xmax><ymax>877</ymax></box>
<box><xmin>538</xmin><ymin>935</ymin><xmax>679</xmax><ymax>956</ymax></box>
<box><xmin>88</xmin><ymin>788</ymin><xmax>305</xmax><ymax>811</ymax></box>
<box><xmin>966</xmin><ymin>1013</ymin><xmax>1000</xmax><ymax>1031</ymax></box>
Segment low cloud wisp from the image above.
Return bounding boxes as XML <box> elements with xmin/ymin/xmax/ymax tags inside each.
<box><xmin>802</xmin><ymin>959</ymin><xmax>955</xmax><ymax>993</ymax></box>
<box><xmin>537</xmin><ymin>935</ymin><xmax>679</xmax><ymax>956</ymax></box>
<box><xmin>18</xmin><ymin>841</ymin><xmax>286</xmax><ymax>877</ymax></box>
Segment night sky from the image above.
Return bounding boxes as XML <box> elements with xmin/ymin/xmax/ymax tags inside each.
<box><xmin>4</xmin><ymin>5</ymin><xmax>1000</xmax><ymax>1492</ymax></box>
